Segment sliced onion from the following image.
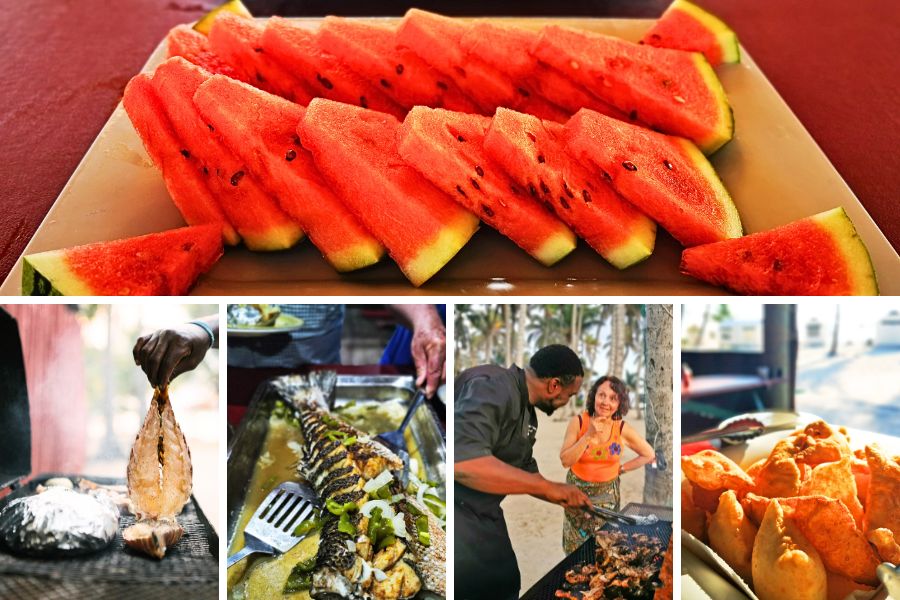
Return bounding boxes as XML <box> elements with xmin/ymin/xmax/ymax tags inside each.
<box><xmin>391</xmin><ymin>512</ymin><xmax>409</xmax><ymax>539</ymax></box>
<box><xmin>363</xmin><ymin>469</ymin><xmax>393</xmax><ymax>493</ymax></box>
<box><xmin>345</xmin><ymin>540</ymin><xmax>356</xmax><ymax>552</ymax></box>
<box><xmin>416</xmin><ymin>484</ymin><xmax>436</xmax><ymax>507</ymax></box>
<box><xmin>360</xmin><ymin>559</ymin><xmax>374</xmax><ymax>583</ymax></box>
<box><xmin>373</xmin><ymin>568</ymin><xmax>388</xmax><ymax>582</ymax></box>
<box><xmin>360</xmin><ymin>499</ymin><xmax>395</xmax><ymax>519</ymax></box>
<box><xmin>390</xmin><ymin>494</ymin><xmax>405</xmax><ymax>503</ymax></box>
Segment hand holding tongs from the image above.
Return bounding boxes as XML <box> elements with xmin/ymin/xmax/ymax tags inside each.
<box><xmin>375</xmin><ymin>388</ymin><xmax>427</xmax><ymax>487</ymax></box>
<box><xmin>590</xmin><ymin>504</ymin><xmax>659</xmax><ymax>526</ymax></box>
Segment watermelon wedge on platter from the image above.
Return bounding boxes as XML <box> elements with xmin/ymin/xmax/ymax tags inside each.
<box><xmin>681</xmin><ymin>208</ymin><xmax>879</xmax><ymax>295</ymax></box>
<box><xmin>299</xmin><ymin>98</ymin><xmax>480</xmax><ymax>287</ymax></box>
<box><xmin>193</xmin><ymin>75</ymin><xmax>386</xmax><ymax>272</ymax></box>
<box><xmin>641</xmin><ymin>0</ymin><xmax>740</xmax><ymax>67</ymax></box>
<box><xmin>397</xmin><ymin>106</ymin><xmax>577</xmax><ymax>267</ymax></box>
<box><xmin>165</xmin><ymin>24</ymin><xmax>248</xmax><ymax>82</ymax></box>
<box><xmin>3</xmin><ymin>15</ymin><xmax>896</xmax><ymax>296</ymax></box>
<box><xmin>22</xmin><ymin>225</ymin><xmax>222</xmax><ymax>296</ymax></box>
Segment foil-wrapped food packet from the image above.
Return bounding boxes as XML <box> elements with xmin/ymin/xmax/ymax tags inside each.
<box><xmin>0</xmin><ymin>486</ymin><xmax>119</xmax><ymax>557</ymax></box>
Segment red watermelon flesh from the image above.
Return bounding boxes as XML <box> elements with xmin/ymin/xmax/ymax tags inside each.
<box><xmin>534</xmin><ymin>25</ymin><xmax>733</xmax><ymax>154</ymax></box>
<box><xmin>165</xmin><ymin>24</ymin><xmax>248</xmax><ymax>82</ymax></box>
<box><xmin>299</xmin><ymin>99</ymin><xmax>480</xmax><ymax>286</ymax></box>
<box><xmin>398</xmin><ymin>107</ymin><xmax>576</xmax><ymax>266</ymax></box>
<box><xmin>484</xmin><ymin>108</ymin><xmax>656</xmax><ymax>269</ymax></box>
<box><xmin>22</xmin><ymin>225</ymin><xmax>223</xmax><ymax>296</ymax></box>
<box><xmin>123</xmin><ymin>74</ymin><xmax>240</xmax><ymax>246</ymax></box>
<box><xmin>150</xmin><ymin>57</ymin><xmax>304</xmax><ymax>251</ymax></box>
<box><xmin>459</xmin><ymin>22</ymin><xmax>628</xmax><ymax>120</ymax></box>
<box><xmin>641</xmin><ymin>0</ymin><xmax>740</xmax><ymax>67</ymax></box>
<box><xmin>316</xmin><ymin>17</ymin><xmax>479</xmax><ymax>113</ymax></box>
<box><xmin>193</xmin><ymin>75</ymin><xmax>385</xmax><ymax>272</ymax></box>
<box><xmin>208</xmin><ymin>12</ymin><xmax>316</xmax><ymax>104</ymax></box>
<box><xmin>261</xmin><ymin>17</ymin><xmax>405</xmax><ymax>118</ymax></box>
<box><xmin>680</xmin><ymin>208</ymin><xmax>878</xmax><ymax>295</ymax></box>
<box><xmin>396</xmin><ymin>9</ymin><xmax>563</xmax><ymax>120</ymax></box>
<box><xmin>565</xmin><ymin>108</ymin><xmax>741</xmax><ymax>247</ymax></box>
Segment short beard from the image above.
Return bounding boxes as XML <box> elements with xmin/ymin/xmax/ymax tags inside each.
<box><xmin>534</xmin><ymin>399</ymin><xmax>557</xmax><ymax>416</ymax></box>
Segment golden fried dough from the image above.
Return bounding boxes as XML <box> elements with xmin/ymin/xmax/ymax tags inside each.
<box><xmin>825</xmin><ymin>571</ymin><xmax>874</xmax><ymax>600</ymax></box>
<box><xmin>799</xmin><ymin>456</ymin><xmax>864</xmax><ymax>527</ymax></box>
<box><xmin>681</xmin><ymin>478</ymin><xmax>708</xmax><ymax>543</ymax></box>
<box><xmin>789</xmin><ymin>421</ymin><xmax>851</xmax><ymax>465</ymax></box>
<box><xmin>708</xmin><ymin>490</ymin><xmax>757</xmax><ymax>583</ymax></box>
<box><xmin>867</xmin><ymin>528</ymin><xmax>900</xmax><ymax>564</ymax></box>
<box><xmin>752</xmin><ymin>500</ymin><xmax>826</xmax><ymax>600</ymax></box>
<box><xmin>863</xmin><ymin>444</ymin><xmax>900</xmax><ymax>538</ymax></box>
<box><xmin>753</xmin><ymin>438</ymin><xmax>803</xmax><ymax>498</ymax></box>
<box><xmin>682</xmin><ymin>450</ymin><xmax>755</xmax><ymax>491</ymax></box>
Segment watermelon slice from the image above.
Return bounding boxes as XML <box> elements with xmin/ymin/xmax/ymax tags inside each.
<box><xmin>398</xmin><ymin>107</ymin><xmax>577</xmax><ymax>266</ymax></box>
<box><xmin>534</xmin><ymin>25</ymin><xmax>733</xmax><ymax>154</ymax></box>
<box><xmin>193</xmin><ymin>75</ymin><xmax>386</xmax><ymax>272</ymax></box>
<box><xmin>459</xmin><ymin>21</ymin><xmax>628</xmax><ymax>120</ymax></box>
<box><xmin>316</xmin><ymin>17</ymin><xmax>479</xmax><ymax>113</ymax></box>
<box><xmin>150</xmin><ymin>57</ymin><xmax>304</xmax><ymax>251</ymax></box>
<box><xmin>396</xmin><ymin>9</ymin><xmax>567</xmax><ymax>121</ymax></box>
<box><xmin>261</xmin><ymin>17</ymin><xmax>405</xmax><ymax>118</ymax></box>
<box><xmin>22</xmin><ymin>225</ymin><xmax>223</xmax><ymax>296</ymax></box>
<box><xmin>484</xmin><ymin>108</ymin><xmax>656</xmax><ymax>269</ymax></box>
<box><xmin>565</xmin><ymin>108</ymin><xmax>741</xmax><ymax>247</ymax></box>
<box><xmin>123</xmin><ymin>74</ymin><xmax>240</xmax><ymax>245</ymax></box>
<box><xmin>299</xmin><ymin>99</ymin><xmax>479</xmax><ymax>286</ymax></box>
<box><xmin>208</xmin><ymin>12</ymin><xmax>316</xmax><ymax>104</ymax></box>
<box><xmin>641</xmin><ymin>0</ymin><xmax>740</xmax><ymax>67</ymax></box>
<box><xmin>681</xmin><ymin>208</ymin><xmax>878</xmax><ymax>295</ymax></box>
<box><xmin>166</xmin><ymin>24</ymin><xmax>248</xmax><ymax>82</ymax></box>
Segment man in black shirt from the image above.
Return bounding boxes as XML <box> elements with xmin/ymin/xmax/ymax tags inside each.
<box><xmin>455</xmin><ymin>345</ymin><xmax>593</xmax><ymax>600</ymax></box>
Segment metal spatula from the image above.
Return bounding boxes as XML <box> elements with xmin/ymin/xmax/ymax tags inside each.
<box><xmin>375</xmin><ymin>389</ymin><xmax>427</xmax><ymax>486</ymax></box>
<box><xmin>227</xmin><ymin>481</ymin><xmax>319</xmax><ymax>567</ymax></box>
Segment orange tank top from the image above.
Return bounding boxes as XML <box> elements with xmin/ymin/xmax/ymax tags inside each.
<box><xmin>571</xmin><ymin>412</ymin><xmax>624</xmax><ymax>482</ymax></box>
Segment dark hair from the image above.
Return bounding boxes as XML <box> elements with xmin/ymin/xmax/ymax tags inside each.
<box><xmin>529</xmin><ymin>345</ymin><xmax>584</xmax><ymax>385</ymax></box>
<box><xmin>586</xmin><ymin>375</ymin><xmax>630</xmax><ymax>420</ymax></box>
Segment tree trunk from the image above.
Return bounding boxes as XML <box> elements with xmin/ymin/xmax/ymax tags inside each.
<box><xmin>609</xmin><ymin>304</ymin><xmax>626</xmax><ymax>377</ymax></box>
<box><xmin>643</xmin><ymin>304</ymin><xmax>673</xmax><ymax>507</ymax></box>
<box><xmin>828</xmin><ymin>304</ymin><xmax>840</xmax><ymax>358</ymax></box>
<box><xmin>517</xmin><ymin>303</ymin><xmax>528</xmax><ymax>366</ymax></box>
<box><xmin>695</xmin><ymin>304</ymin><xmax>711</xmax><ymax>347</ymax></box>
<box><xmin>764</xmin><ymin>304</ymin><xmax>798</xmax><ymax>411</ymax></box>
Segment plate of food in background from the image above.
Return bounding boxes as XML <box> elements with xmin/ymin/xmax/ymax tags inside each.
<box><xmin>227</xmin><ymin>304</ymin><xmax>304</xmax><ymax>337</ymax></box>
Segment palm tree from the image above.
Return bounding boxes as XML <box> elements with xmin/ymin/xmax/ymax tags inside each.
<box><xmin>643</xmin><ymin>304</ymin><xmax>672</xmax><ymax>506</ymax></box>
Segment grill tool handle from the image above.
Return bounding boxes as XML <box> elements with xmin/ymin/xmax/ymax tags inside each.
<box><xmin>227</xmin><ymin>534</ymin><xmax>275</xmax><ymax>567</ymax></box>
<box><xmin>590</xmin><ymin>504</ymin><xmax>638</xmax><ymax>525</ymax></box>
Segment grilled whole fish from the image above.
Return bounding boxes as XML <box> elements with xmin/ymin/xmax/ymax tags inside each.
<box><xmin>124</xmin><ymin>386</ymin><xmax>192</xmax><ymax>559</ymax></box>
<box><xmin>296</xmin><ymin>402</ymin><xmax>445</xmax><ymax>600</ymax></box>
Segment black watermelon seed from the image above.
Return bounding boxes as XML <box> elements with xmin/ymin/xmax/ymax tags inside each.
<box><xmin>380</xmin><ymin>78</ymin><xmax>391</xmax><ymax>88</ymax></box>
<box><xmin>253</xmin><ymin>47</ymin><xmax>263</xmax><ymax>53</ymax></box>
<box><xmin>537</xmin><ymin>155</ymin><xmax>545</xmax><ymax>164</ymax></box>
<box><xmin>582</xmin><ymin>189</ymin><xmax>592</xmax><ymax>203</ymax></box>
<box><xmin>475</xmin><ymin>165</ymin><xmax>484</xmax><ymax>177</ymax></box>
<box><xmin>256</xmin><ymin>72</ymin><xmax>266</xmax><ymax>83</ymax></box>
<box><xmin>360</xmin><ymin>96</ymin><xmax>368</xmax><ymax>108</ymax></box>
<box><xmin>528</xmin><ymin>183</ymin><xmax>538</xmax><ymax>198</ymax></box>
<box><xmin>201</xmin><ymin>166</ymin><xmax>209</xmax><ymax>176</ymax></box>
<box><xmin>456</xmin><ymin>185</ymin><xmax>467</xmax><ymax>198</ymax></box>
<box><xmin>436</xmin><ymin>81</ymin><xmax>448</xmax><ymax>90</ymax></box>
<box><xmin>741</xmin><ymin>250</ymin><xmax>753</xmax><ymax>261</ymax></box>
<box><xmin>286</xmin><ymin>149</ymin><xmax>297</xmax><ymax>161</ymax></box>
<box><xmin>773</xmin><ymin>259</ymin><xmax>783</xmax><ymax>272</ymax></box>
<box><xmin>540</xmin><ymin>180</ymin><xmax>550</xmax><ymax>195</ymax></box>
<box><xmin>180</xmin><ymin>149</ymin><xmax>190</xmax><ymax>158</ymax></box>
<box><xmin>482</xmin><ymin>204</ymin><xmax>494</xmax><ymax>217</ymax></box>
<box><xmin>293</xmin><ymin>135</ymin><xmax>302</xmax><ymax>146</ymax></box>
<box><xmin>563</xmin><ymin>181</ymin><xmax>575</xmax><ymax>198</ymax></box>
<box><xmin>230</xmin><ymin>171</ymin><xmax>244</xmax><ymax>186</ymax></box>
<box><xmin>622</xmin><ymin>161</ymin><xmax>638</xmax><ymax>171</ymax></box>
<box><xmin>629</xmin><ymin>110</ymin><xmax>638</xmax><ymax>121</ymax></box>
<box><xmin>317</xmin><ymin>74</ymin><xmax>334</xmax><ymax>90</ymax></box>
<box><xmin>471</xmin><ymin>178</ymin><xmax>480</xmax><ymax>190</ymax></box>
<box><xmin>600</xmin><ymin>171</ymin><xmax>612</xmax><ymax>182</ymax></box>
<box><xmin>207</xmin><ymin>123</ymin><xmax>215</xmax><ymax>132</ymax></box>
<box><xmin>457</xmin><ymin>135</ymin><xmax>465</xmax><ymax>142</ymax></box>
<box><xmin>560</xmin><ymin>197</ymin><xmax>571</xmax><ymax>210</ymax></box>
<box><xmin>662</xmin><ymin>78</ymin><xmax>672</xmax><ymax>87</ymax></box>
<box><xmin>650</xmin><ymin>34</ymin><xmax>662</xmax><ymax>42</ymax></box>
<box><xmin>663</xmin><ymin>159</ymin><xmax>674</xmax><ymax>170</ymax></box>
<box><xmin>517</xmin><ymin>87</ymin><xmax>530</xmax><ymax>97</ymax></box>
<box><xmin>510</xmin><ymin>184</ymin><xmax>521</xmax><ymax>196</ymax></box>
<box><xmin>396</xmin><ymin>64</ymin><xmax>404</xmax><ymax>75</ymax></box>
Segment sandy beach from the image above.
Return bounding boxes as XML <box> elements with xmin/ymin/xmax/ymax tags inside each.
<box><xmin>502</xmin><ymin>408</ymin><xmax>649</xmax><ymax>594</ymax></box>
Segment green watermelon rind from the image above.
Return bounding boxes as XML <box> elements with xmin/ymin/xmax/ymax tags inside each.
<box><xmin>812</xmin><ymin>208</ymin><xmax>879</xmax><ymax>295</ymax></box>
<box><xmin>690</xmin><ymin>52</ymin><xmax>734</xmax><ymax>154</ymax></box>
<box><xmin>677</xmin><ymin>136</ymin><xmax>743</xmax><ymax>240</ymax></box>
<box><xmin>22</xmin><ymin>254</ymin><xmax>87</xmax><ymax>296</ymax></box>
<box><xmin>664</xmin><ymin>0</ymin><xmax>741</xmax><ymax>65</ymax></box>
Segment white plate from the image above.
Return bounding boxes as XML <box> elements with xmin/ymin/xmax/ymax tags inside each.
<box><xmin>3</xmin><ymin>18</ymin><xmax>898</xmax><ymax>295</ymax></box>
<box><xmin>226</xmin><ymin>314</ymin><xmax>304</xmax><ymax>337</ymax></box>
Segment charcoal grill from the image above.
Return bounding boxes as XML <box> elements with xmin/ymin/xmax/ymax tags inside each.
<box><xmin>0</xmin><ymin>308</ymin><xmax>218</xmax><ymax>600</ymax></box>
<box><xmin>520</xmin><ymin>503</ymin><xmax>672</xmax><ymax>600</ymax></box>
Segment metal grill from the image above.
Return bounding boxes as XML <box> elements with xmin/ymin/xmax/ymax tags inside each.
<box><xmin>520</xmin><ymin>515</ymin><xmax>672</xmax><ymax>600</ymax></box>
<box><xmin>0</xmin><ymin>475</ymin><xmax>217</xmax><ymax>599</ymax></box>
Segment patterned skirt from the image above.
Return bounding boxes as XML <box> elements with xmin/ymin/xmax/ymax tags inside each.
<box><xmin>562</xmin><ymin>470</ymin><xmax>621</xmax><ymax>554</ymax></box>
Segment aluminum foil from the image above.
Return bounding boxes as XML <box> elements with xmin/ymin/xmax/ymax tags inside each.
<box><xmin>0</xmin><ymin>487</ymin><xmax>119</xmax><ymax>556</ymax></box>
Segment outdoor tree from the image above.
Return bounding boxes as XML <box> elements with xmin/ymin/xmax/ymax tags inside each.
<box><xmin>643</xmin><ymin>304</ymin><xmax>673</xmax><ymax>506</ymax></box>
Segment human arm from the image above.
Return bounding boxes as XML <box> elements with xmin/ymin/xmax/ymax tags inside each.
<box><xmin>559</xmin><ymin>415</ymin><xmax>594</xmax><ymax>468</ymax></box>
<box><xmin>619</xmin><ymin>422</ymin><xmax>656</xmax><ymax>474</ymax></box>
<box><xmin>388</xmin><ymin>304</ymin><xmax>445</xmax><ymax>396</ymax></box>
<box><xmin>133</xmin><ymin>315</ymin><xmax>217</xmax><ymax>387</ymax></box>
<box><xmin>455</xmin><ymin>455</ymin><xmax>592</xmax><ymax>509</ymax></box>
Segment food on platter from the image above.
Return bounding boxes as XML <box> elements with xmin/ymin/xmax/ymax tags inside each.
<box><xmin>640</xmin><ymin>0</ymin><xmax>740</xmax><ymax>66</ymax></box>
<box><xmin>681</xmin><ymin>420</ymin><xmax>897</xmax><ymax>598</ymax></box>
<box><xmin>227</xmin><ymin>304</ymin><xmax>282</xmax><ymax>327</ymax></box>
<box><xmin>680</xmin><ymin>207</ymin><xmax>879</xmax><ymax>296</ymax></box>
<box><xmin>22</xmin><ymin>225</ymin><xmax>222</xmax><ymax>296</ymax></box>
<box><xmin>751</xmin><ymin>500</ymin><xmax>826</xmax><ymax>600</ymax></box>
<box><xmin>653</xmin><ymin>538</ymin><xmax>673</xmax><ymax>600</ymax></box>
<box><xmin>0</xmin><ymin>484</ymin><xmax>119</xmax><ymax>557</ymax></box>
<box><xmin>553</xmin><ymin>529</ymin><xmax>666</xmax><ymax>600</ymax></box>
<box><xmin>125</xmin><ymin>386</ymin><xmax>192</xmax><ymax>559</ymax></box>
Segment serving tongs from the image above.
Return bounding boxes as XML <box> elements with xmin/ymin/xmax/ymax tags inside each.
<box><xmin>590</xmin><ymin>504</ymin><xmax>659</xmax><ymax>526</ymax></box>
<box><xmin>682</xmin><ymin>418</ymin><xmax>797</xmax><ymax>445</ymax></box>
<box><xmin>375</xmin><ymin>388</ymin><xmax>427</xmax><ymax>487</ymax></box>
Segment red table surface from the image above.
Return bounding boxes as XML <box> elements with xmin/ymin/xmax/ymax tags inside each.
<box><xmin>1</xmin><ymin>0</ymin><xmax>898</xmax><ymax>282</ymax></box>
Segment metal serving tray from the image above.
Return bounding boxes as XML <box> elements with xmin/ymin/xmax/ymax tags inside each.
<box><xmin>227</xmin><ymin>374</ymin><xmax>446</xmax><ymax>549</ymax></box>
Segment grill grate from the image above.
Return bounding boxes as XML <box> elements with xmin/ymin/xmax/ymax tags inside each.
<box><xmin>520</xmin><ymin>518</ymin><xmax>672</xmax><ymax>600</ymax></box>
<box><xmin>0</xmin><ymin>475</ymin><xmax>217</xmax><ymax>599</ymax></box>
